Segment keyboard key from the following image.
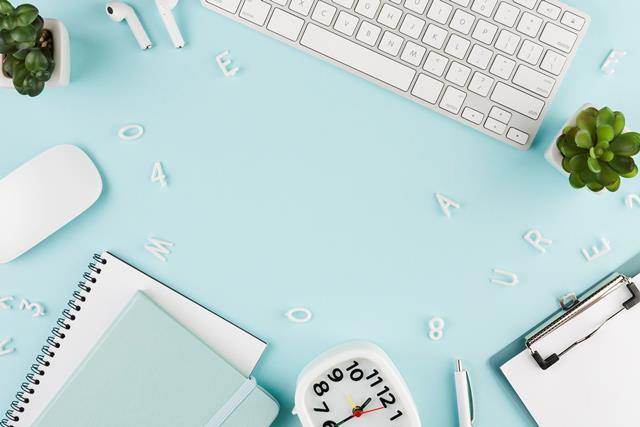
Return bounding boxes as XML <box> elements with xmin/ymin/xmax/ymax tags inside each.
<box><xmin>467</xmin><ymin>44</ymin><xmax>493</xmax><ymax>69</ymax></box>
<box><xmin>301</xmin><ymin>24</ymin><xmax>416</xmax><ymax>90</ymax></box>
<box><xmin>356</xmin><ymin>21</ymin><xmax>382</xmax><ymax>45</ymax></box>
<box><xmin>268</xmin><ymin>9</ymin><xmax>304</xmax><ymax>40</ymax></box>
<box><xmin>489</xmin><ymin>106</ymin><xmax>511</xmax><ymax>123</ymax></box>
<box><xmin>404</xmin><ymin>0</ymin><xmax>429</xmax><ymax>15</ymax></box>
<box><xmin>462</xmin><ymin>107</ymin><xmax>484</xmax><ymax>124</ymax></box>
<box><xmin>561</xmin><ymin>11</ymin><xmax>585</xmax><ymax>31</ymax></box>
<box><xmin>379</xmin><ymin>31</ymin><xmax>403</xmax><ymax>55</ymax></box>
<box><xmin>495</xmin><ymin>30</ymin><xmax>521</xmax><ymax>55</ymax></box>
<box><xmin>494</xmin><ymin>2</ymin><xmax>520</xmax><ymax>27</ymax></box>
<box><xmin>334</xmin><ymin>11</ymin><xmax>359</xmax><ymax>36</ymax></box>
<box><xmin>540</xmin><ymin>50</ymin><xmax>566</xmax><ymax>75</ymax></box>
<box><xmin>517</xmin><ymin>39</ymin><xmax>543</xmax><ymax>65</ymax></box>
<box><xmin>539</xmin><ymin>22</ymin><xmax>577</xmax><ymax>53</ymax></box>
<box><xmin>427</xmin><ymin>0</ymin><xmax>453</xmax><ymax>25</ymax></box>
<box><xmin>489</xmin><ymin>54</ymin><xmax>515</xmax><ymax>79</ymax></box>
<box><xmin>240</xmin><ymin>0</ymin><xmax>271</xmax><ymax>25</ymax></box>
<box><xmin>290</xmin><ymin>0</ymin><xmax>314</xmax><ymax>15</ymax></box>
<box><xmin>516</xmin><ymin>12</ymin><xmax>542</xmax><ymax>37</ymax></box>
<box><xmin>445</xmin><ymin>62</ymin><xmax>472</xmax><ymax>86</ymax></box>
<box><xmin>512</xmin><ymin>64</ymin><xmax>555</xmax><ymax>97</ymax></box>
<box><xmin>471</xmin><ymin>0</ymin><xmax>498</xmax><ymax>17</ymax></box>
<box><xmin>513</xmin><ymin>0</ymin><xmax>535</xmax><ymax>9</ymax></box>
<box><xmin>355</xmin><ymin>0</ymin><xmax>380</xmax><ymax>19</ymax></box>
<box><xmin>311</xmin><ymin>1</ymin><xmax>337</xmax><ymax>25</ymax></box>
<box><xmin>445</xmin><ymin>34</ymin><xmax>470</xmax><ymax>59</ymax></box>
<box><xmin>333</xmin><ymin>0</ymin><xmax>354</xmax><ymax>8</ymax></box>
<box><xmin>468</xmin><ymin>72</ymin><xmax>494</xmax><ymax>96</ymax></box>
<box><xmin>472</xmin><ymin>20</ymin><xmax>498</xmax><ymax>44</ymax></box>
<box><xmin>485</xmin><ymin>117</ymin><xmax>506</xmax><ymax>134</ymax></box>
<box><xmin>439</xmin><ymin>86</ymin><xmax>466</xmax><ymax>114</ymax></box>
<box><xmin>507</xmin><ymin>127</ymin><xmax>529</xmax><ymax>144</ymax></box>
<box><xmin>399</xmin><ymin>14</ymin><xmax>426</xmax><ymax>39</ymax></box>
<box><xmin>204</xmin><ymin>0</ymin><xmax>241</xmax><ymax>13</ymax></box>
<box><xmin>537</xmin><ymin>1</ymin><xmax>560</xmax><ymax>20</ymax></box>
<box><xmin>449</xmin><ymin>9</ymin><xmax>475</xmax><ymax>35</ymax></box>
<box><xmin>400</xmin><ymin>41</ymin><xmax>426</xmax><ymax>66</ymax></box>
<box><xmin>423</xmin><ymin>51</ymin><xmax>448</xmax><ymax>76</ymax></box>
<box><xmin>423</xmin><ymin>24</ymin><xmax>448</xmax><ymax>49</ymax></box>
<box><xmin>377</xmin><ymin>4</ymin><xmax>402</xmax><ymax>28</ymax></box>
<box><xmin>411</xmin><ymin>74</ymin><xmax>444</xmax><ymax>103</ymax></box>
<box><xmin>490</xmin><ymin>82</ymin><xmax>544</xmax><ymax>119</ymax></box>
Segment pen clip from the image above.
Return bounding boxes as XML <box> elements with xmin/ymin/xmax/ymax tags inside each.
<box><xmin>466</xmin><ymin>371</ymin><xmax>475</xmax><ymax>424</ymax></box>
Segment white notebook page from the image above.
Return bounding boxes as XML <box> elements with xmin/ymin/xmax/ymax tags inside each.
<box><xmin>501</xmin><ymin>275</ymin><xmax>640</xmax><ymax>427</ymax></box>
<box><xmin>13</xmin><ymin>251</ymin><xmax>266</xmax><ymax>426</ymax></box>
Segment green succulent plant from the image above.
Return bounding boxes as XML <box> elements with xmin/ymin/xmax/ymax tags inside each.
<box><xmin>0</xmin><ymin>0</ymin><xmax>53</xmax><ymax>97</ymax></box>
<box><xmin>557</xmin><ymin>106</ymin><xmax>640</xmax><ymax>193</ymax></box>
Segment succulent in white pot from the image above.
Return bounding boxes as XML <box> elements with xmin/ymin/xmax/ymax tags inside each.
<box><xmin>0</xmin><ymin>1</ymin><xmax>70</xmax><ymax>96</ymax></box>
<box><xmin>545</xmin><ymin>104</ymin><xmax>640</xmax><ymax>193</ymax></box>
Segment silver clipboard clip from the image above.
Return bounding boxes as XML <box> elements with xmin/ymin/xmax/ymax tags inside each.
<box><xmin>525</xmin><ymin>273</ymin><xmax>640</xmax><ymax>370</ymax></box>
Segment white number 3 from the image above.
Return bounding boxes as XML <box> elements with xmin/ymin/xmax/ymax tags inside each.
<box><xmin>151</xmin><ymin>161</ymin><xmax>168</xmax><ymax>187</ymax></box>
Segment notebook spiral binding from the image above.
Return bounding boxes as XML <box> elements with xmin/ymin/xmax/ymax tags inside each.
<box><xmin>1</xmin><ymin>254</ymin><xmax>107</xmax><ymax>427</ymax></box>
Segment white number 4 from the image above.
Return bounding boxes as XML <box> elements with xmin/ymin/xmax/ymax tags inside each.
<box><xmin>151</xmin><ymin>161</ymin><xmax>167</xmax><ymax>187</ymax></box>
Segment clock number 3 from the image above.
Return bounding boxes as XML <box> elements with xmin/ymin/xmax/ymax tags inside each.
<box><xmin>314</xmin><ymin>381</ymin><xmax>330</xmax><ymax>396</ymax></box>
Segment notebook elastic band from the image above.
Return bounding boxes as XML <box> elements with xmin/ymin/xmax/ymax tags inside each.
<box><xmin>205</xmin><ymin>377</ymin><xmax>257</xmax><ymax>427</ymax></box>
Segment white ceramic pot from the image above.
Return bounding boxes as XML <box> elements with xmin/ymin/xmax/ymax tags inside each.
<box><xmin>544</xmin><ymin>103</ymin><xmax>596</xmax><ymax>176</ymax></box>
<box><xmin>0</xmin><ymin>18</ymin><xmax>70</xmax><ymax>89</ymax></box>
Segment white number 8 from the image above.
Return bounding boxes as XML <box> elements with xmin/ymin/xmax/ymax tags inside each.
<box><xmin>428</xmin><ymin>316</ymin><xmax>445</xmax><ymax>341</ymax></box>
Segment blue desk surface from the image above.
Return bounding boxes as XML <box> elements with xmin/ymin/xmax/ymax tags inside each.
<box><xmin>1</xmin><ymin>0</ymin><xmax>639</xmax><ymax>425</ymax></box>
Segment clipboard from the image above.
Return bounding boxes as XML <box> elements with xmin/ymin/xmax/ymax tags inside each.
<box><xmin>490</xmin><ymin>252</ymin><xmax>640</xmax><ymax>426</ymax></box>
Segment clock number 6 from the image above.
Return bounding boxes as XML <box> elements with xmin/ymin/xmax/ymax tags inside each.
<box><xmin>314</xmin><ymin>381</ymin><xmax>330</xmax><ymax>396</ymax></box>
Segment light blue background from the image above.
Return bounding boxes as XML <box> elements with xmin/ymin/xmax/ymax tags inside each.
<box><xmin>1</xmin><ymin>0</ymin><xmax>639</xmax><ymax>425</ymax></box>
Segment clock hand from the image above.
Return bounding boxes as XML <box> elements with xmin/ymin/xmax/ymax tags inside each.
<box><xmin>359</xmin><ymin>398</ymin><xmax>372</xmax><ymax>409</ymax></box>
<box><xmin>336</xmin><ymin>414</ymin><xmax>354</xmax><ymax>426</ymax></box>
<box><xmin>360</xmin><ymin>406</ymin><xmax>385</xmax><ymax>415</ymax></box>
<box><xmin>337</xmin><ymin>397</ymin><xmax>372</xmax><ymax>425</ymax></box>
<box><xmin>346</xmin><ymin>394</ymin><xmax>357</xmax><ymax>410</ymax></box>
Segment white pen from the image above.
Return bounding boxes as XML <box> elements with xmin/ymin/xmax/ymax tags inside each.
<box><xmin>454</xmin><ymin>359</ymin><xmax>475</xmax><ymax>427</ymax></box>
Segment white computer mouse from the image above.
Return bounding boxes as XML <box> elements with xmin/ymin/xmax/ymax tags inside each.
<box><xmin>0</xmin><ymin>144</ymin><xmax>103</xmax><ymax>264</ymax></box>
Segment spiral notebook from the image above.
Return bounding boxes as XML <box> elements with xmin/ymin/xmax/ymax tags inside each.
<box><xmin>2</xmin><ymin>252</ymin><xmax>276</xmax><ymax>427</ymax></box>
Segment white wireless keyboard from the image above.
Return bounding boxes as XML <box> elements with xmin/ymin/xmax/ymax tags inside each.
<box><xmin>201</xmin><ymin>0</ymin><xmax>589</xmax><ymax>149</ymax></box>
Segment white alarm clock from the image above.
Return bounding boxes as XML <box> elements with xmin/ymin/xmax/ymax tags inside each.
<box><xmin>293</xmin><ymin>341</ymin><xmax>422</xmax><ymax>427</ymax></box>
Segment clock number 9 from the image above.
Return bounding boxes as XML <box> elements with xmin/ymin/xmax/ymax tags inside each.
<box><xmin>327</xmin><ymin>368</ymin><xmax>343</xmax><ymax>382</ymax></box>
<box><xmin>314</xmin><ymin>381</ymin><xmax>330</xmax><ymax>396</ymax></box>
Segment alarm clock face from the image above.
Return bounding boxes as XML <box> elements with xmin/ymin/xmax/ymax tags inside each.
<box><xmin>303</xmin><ymin>356</ymin><xmax>408</xmax><ymax>426</ymax></box>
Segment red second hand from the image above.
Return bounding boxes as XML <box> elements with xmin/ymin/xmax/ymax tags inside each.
<box><xmin>359</xmin><ymin>407</ymin><xmax>385</xmax><ymax>416</ymax></box>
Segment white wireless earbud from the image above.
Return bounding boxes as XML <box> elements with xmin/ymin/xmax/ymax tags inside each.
<box><xmin>106</xmin><ymin>2</ymin><xmax>152</xmax><ymax>50</ymax></box>
<box><xmin>155</xmin><ymin>0</ymin><xmax>185</xmax><ymax>49</ymax></box>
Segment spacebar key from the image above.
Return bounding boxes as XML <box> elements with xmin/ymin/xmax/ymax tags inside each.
<box><xmin>301</xmin><ymin>24</ymin><xmax>415</xmax><ymax>91</ymax></box>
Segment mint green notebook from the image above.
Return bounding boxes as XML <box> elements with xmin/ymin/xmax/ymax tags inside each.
<box><xmin>33</xmin><ymin>292</ymin><xmax>279</xmax><ymax>427</ymax></box>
